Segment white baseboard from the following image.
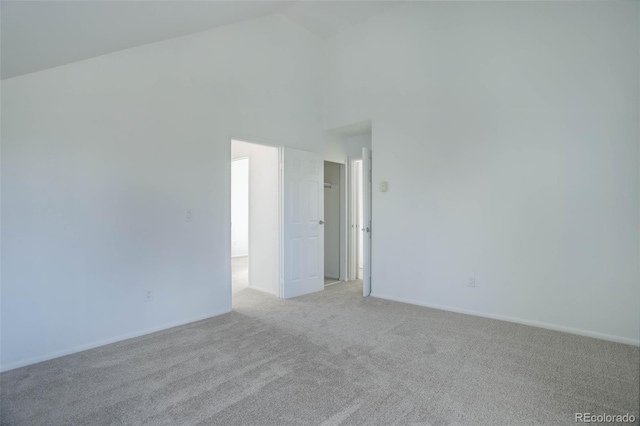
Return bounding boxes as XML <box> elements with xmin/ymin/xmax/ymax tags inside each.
<box><xmin>0</xmin><ymin>308</ymin><xmax>232</xmax><ymax>372</ymax></box>
<box><xmin>370</xmin><ymin>293</ymin><xmax>640</xmax><ymax>347</ymax></box>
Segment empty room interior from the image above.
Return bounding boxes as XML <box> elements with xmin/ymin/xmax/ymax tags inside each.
<box><xmin>1</xmin><ymin>1</ymin><xmax>639</xmax><ymax>425</ymax></box>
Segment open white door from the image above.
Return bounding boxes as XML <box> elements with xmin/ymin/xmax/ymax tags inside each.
<box><xmin>362</xmin><ymin>148</ymin><xmax>372</xmax><ymax>296</ymax></box>
<box><xmin>281</xmin><ymin>147</ymin><xmax>324</xmax><ymax>299</ymax></box>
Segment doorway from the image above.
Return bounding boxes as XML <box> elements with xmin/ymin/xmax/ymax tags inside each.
<box><xmin>326</xmin><ymin>120</ymin><xmax>373</xmax><ymax>297</ymax></box>
<box><xmin>324</xmin><ymin>161</ymin><xmax>344</xmax><ymax>286</ymax></box>
<box><xmin>348</xmin><ymin>147</ymin><xmax>372</xmax><ymax>296</ymax></box>
<box><xmin>229</xmin><ymin>141</ymin><xmax>325</xmax><ymax>301</ymax></box>
<box><xmin>230</xmin><ymin>140</ymin><xmax>279</xmax><ymax>297</ymax></box>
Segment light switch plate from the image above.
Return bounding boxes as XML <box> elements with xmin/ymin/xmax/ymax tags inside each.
<box><xmin>380</xmin><ymin>181</ymin><xmax>388</xmax><ymax>192</ymax></box>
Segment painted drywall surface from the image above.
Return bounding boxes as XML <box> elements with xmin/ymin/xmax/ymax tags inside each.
<box><xmin>231</xmin><ymin>158</ymin><xmax>249</xmax><ymax>258</ymax></box>
<box><xmin>346</xmin><ymin>133</ymin><xmax>371</xmax><ymax>159</ymax></box>
<box><xmin>325</xmin><ymin>2</ymin><xmax>640</xmax><ymax>343</ymax></box>
<box><xmin>323</xmin><ymin>132</ymin><xmax>347</xmax><ymax>164</ymax></box>
<box><xmin>1</xmin><ymin>14</ymin><xmax>324</xmax><ymax>370</ymax></box>
<box><xmin>231</xmin><ymin>141</ymin><xmax>279</xmax><ymax>295</ymax></box>
<box><xmin>324</xmin><ymin>162</ymin><xmax>341</xmax><ymax>278</ymax></box>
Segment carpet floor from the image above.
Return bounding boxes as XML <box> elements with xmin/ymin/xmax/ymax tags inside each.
<box><xmin>1</xmin><ymin>281</ymin><xmax>638</xmax><ymax>425</ymax></box>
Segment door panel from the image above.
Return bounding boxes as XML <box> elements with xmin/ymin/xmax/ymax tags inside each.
<box><xmin>282</xmin><ymin>148</ymin><xmax>324</xmax><ymax>299</ymax></box>
<box><xmin>362</xmin><ymin>148</ymin><xmax>372</xmax><ymax>296</ymax></box>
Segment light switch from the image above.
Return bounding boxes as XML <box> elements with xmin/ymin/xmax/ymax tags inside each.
<box><xmin>380</xmin><ymin>181</ymin><xmax>388</xmax><ymax>192</ymax></box>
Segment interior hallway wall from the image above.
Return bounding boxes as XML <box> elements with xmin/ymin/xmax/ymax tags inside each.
<box><xmin>232</xmin><ymin>141</ymin><xmax>279</xmax><ymax>295</ymax></box>
<box><xmin>231</xmin><ymin>158</ymin><xmax>249</xmax><ymax>258</ymax></box>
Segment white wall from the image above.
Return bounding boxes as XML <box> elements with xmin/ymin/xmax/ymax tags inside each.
<box><xmin>346</xmin><ymin>133</ymin><xmax>371</xmax><ymax>159</ymax></box>
<box><xmin>324</xmin><ymin>161</ymin><xmax>341</xmax><ymax>279</ymax></box>
<box><xmin>2</xmin><ymin>2</ymin><xmax>638</xmax><ymax>374</ymax></box>
<box><xmin>1</xmin><ymin>14</ymin><xmax>324</xmax><ymax>370</ymax></box>
<box><xmin>231</xmin><ymin>158</ymin><xmax>249</xmax><ymax>258</ymax></box>
<box><xmin>323</xmin><ymin>132</ymin><xmax>347</xmax><ymax>164</ymax></box>
<box><xmin>231</xmin><ymin>141</ymin><xmax>279</xmax><ymax>295</ymax></box>
<box><xmin>325</xmin><ymin>2</ymin><xmax>640</xmax><ymax>344</ymax></box>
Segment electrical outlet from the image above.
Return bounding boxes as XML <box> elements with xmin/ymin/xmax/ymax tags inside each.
<box><xmin>145</xmin><ymin>289</ymin><xmax>153</xmax><ymax>302</ymax></box>
<box><xmin>185</xmin><ymin>209</ymin><xmax>193</xmax><ymax>222</ymax></box>
<box><xmin>468</xmin><ymin>277</ymin><xmax>475</xmax><ymax>288</ymax></box>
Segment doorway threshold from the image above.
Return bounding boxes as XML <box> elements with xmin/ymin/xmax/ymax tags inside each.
<box><xmin>324</xmin><ymin>278</ymin><xmax>341</xmax><ymax>286</ymax></box>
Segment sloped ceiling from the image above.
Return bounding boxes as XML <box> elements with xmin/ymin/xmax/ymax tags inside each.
<box><xmin>1</xmin><ymin>0</ymin><xmax>402</xmax><ymax>80</ymax></box>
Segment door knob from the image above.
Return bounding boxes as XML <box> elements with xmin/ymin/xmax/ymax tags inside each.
<box><xmin>319</xmin><ymin>220</ymin><xmax>325</xmax><ymax>225</ymax></box>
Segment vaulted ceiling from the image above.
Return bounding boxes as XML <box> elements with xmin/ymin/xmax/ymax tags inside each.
<box><xmin>1</xmin><ymin>1</ymin><xmax>402</xmax><ymax>79</ymax></box>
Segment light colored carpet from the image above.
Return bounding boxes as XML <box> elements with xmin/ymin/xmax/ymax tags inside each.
<box><xmin>2</xmin><ymin>281</ymin><xmax>638</xmax><ymax>425</ymax></box>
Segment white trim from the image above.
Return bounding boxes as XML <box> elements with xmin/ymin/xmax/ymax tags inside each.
<box><xmin>370</xmin><ymin>293</ymin><xmax>640</xmax><ymax>346</ymax></box>
<box><xmin>0</xmin><ymin>308</ymin><xmax>232</xmax><ymax>372</ymax></box>
<box><xmin>246</xmin><ymin>154</ymin><xmax>252</xmax><ymax>290</ymax></box>
<box><xmin>362</xmin><ymin>148</ymin><xmax>372</xmax><ymax>297</ymax></box>
<box><xmin>225</xmin><ymin>141</ymin><xmax>233</xmax><ymax>315</ymax></box>
<box><xmin>339</xmin><ymin>163</ymin><xmax>348</xmax><ymax>282</ymax></box>
<box><xmin>348</xmin><ymin>156</ymin><xmax>363</xmax><ymax>281</ymax></box>
<box><xmin>278</xmin><ymin>146</ymin><xmax>284</xmax><ymax>299</ymax></box>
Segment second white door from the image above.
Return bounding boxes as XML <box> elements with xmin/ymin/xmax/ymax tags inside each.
<box><xmin>282</xmin><ymin>147</ymin><xmax>324</xmax><ymax>299</ymax></box>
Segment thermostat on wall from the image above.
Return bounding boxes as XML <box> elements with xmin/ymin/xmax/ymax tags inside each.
<box><xmin>380</xmin><ymin>181</ymin><xmax>388</xmax><ymax>192</ymax></box>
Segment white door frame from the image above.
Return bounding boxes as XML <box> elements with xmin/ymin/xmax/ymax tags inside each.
<box><xmin>339</xmin><ymin>163</ymin><xmax>348</xmax><ymax>282</ymax></box>
<box><xmin>362</xmin><ymin>147</ymin><xmax>372</xmax><ymax>297</ymax></box>
<box><xmin>347</xmin><ymin>156</ymin><xmax>361</xmax><ymax>281</ymax></box>
<box><xmin>346</xmin><ymin>151</ymin><xmax>372</xmax><ymax>293</ymax></box>
<box><xmin>278</xmin><ymin>147</ymin><xmax>284</xmax><ymax>298</ymax></box>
